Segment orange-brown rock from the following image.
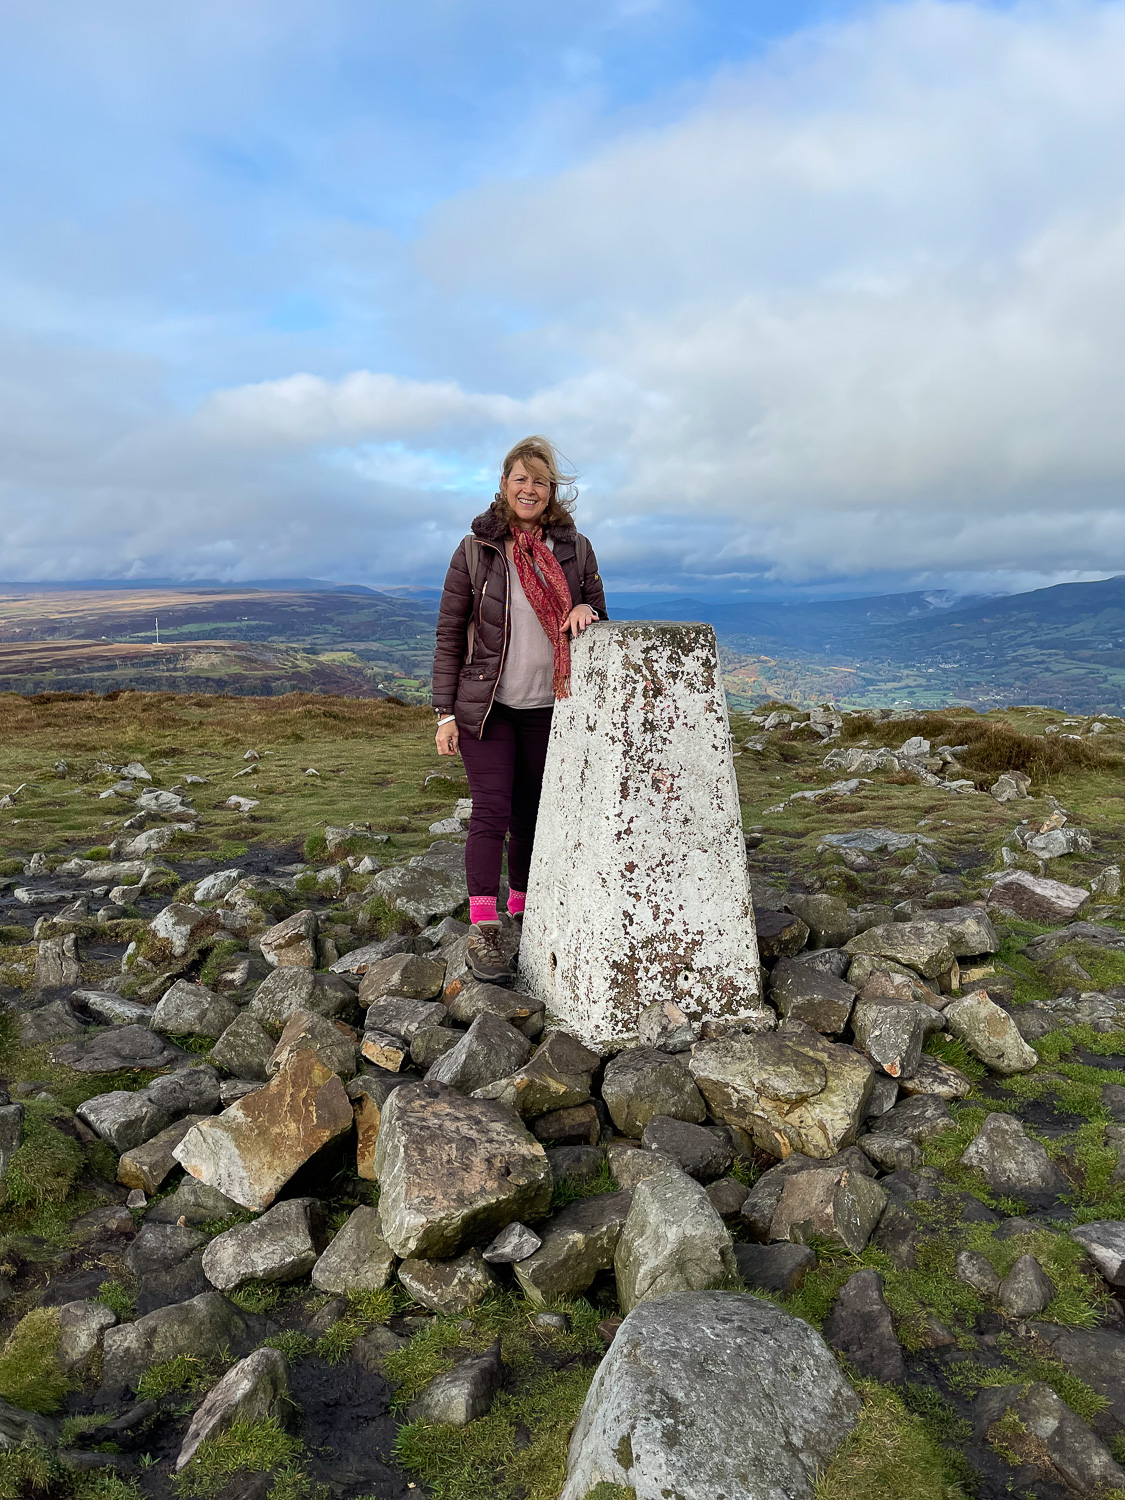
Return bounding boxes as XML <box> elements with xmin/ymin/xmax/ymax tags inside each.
<box><xmin>173</xmin><ymin>1049</ymin><xmax>352</xmax><ymax>1211</ymax></box>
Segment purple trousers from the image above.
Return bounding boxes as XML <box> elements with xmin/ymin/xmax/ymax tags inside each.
<box><xmin>458</xmin><ymin>702</ymin><xmax>553</xmax><ymax>898</ymax></box>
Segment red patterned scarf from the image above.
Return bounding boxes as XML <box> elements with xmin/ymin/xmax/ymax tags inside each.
<box><xmin>512</xmin><ymin>529</ymin><xmax>573</xmax><ymax>698</ymax></box>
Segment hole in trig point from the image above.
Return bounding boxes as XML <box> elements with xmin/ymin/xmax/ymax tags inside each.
<box><xmin>549</xmin><ymin>952</ymin><xmax>558</xmax><ymax>971</ymax></box>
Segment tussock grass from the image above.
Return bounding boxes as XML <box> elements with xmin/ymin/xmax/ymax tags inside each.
<box><xmin>173</xmin><ymin>1415</ymin><xmax>302</xmax><ymax>1496</ymax></box>
<box><xmin>5</xmin><ymin>1107</ymin><xmax>85</xmax><ymax>1207</ymax></box>
<box><xmin>815</xmin><ymin>1379</ymin><xmax>971</xmax><ymax>1500</ymax></box>
<box><xmin>0</xmin><ymin>1308</ymin><xmax>68</xmax><ymax>1413</ymax></box>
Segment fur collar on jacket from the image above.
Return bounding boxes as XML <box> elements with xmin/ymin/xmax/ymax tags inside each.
<box><xmin>471</xmin><ymin>502</ymin><xmax>577</xmax><ymax>545</ymax></box>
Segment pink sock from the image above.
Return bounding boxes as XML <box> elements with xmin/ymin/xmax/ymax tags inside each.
<box><xmin>470</xmin><ymin>895</ymin><xmax>498</xmax><ymax>925</ymax></box>
<box><xmin>506</xmin><ymin>890</ymin><xmax>526</xmax><ymax>917</ymax></box>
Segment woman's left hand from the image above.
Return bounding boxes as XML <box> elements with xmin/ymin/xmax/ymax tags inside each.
<box><xmin>562</xmin><ymin>604</ymin><xmax>597</xmax><ymax>639</ymax></box>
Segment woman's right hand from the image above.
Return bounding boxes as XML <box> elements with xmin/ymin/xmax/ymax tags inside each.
<box><xmin>436</xmin><ymin>719</ymin><xmax>460</xmax><ymax>756</ymax></box>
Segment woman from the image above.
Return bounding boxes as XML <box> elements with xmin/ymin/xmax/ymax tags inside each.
<box><xmin>432</xmin><ymin>436</ymin><xmax>608</xmax><ymax>981</ymax></box>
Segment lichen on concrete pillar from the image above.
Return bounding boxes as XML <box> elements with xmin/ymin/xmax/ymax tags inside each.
<box><xmin>519</xmin><ymin>620</ymin><xmax>763</xmax><ymax>1050</ymax></box>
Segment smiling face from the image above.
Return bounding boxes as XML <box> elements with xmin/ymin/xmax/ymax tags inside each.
<box><xmin>501</xmin><ymin>459</ymin><xmax>552</xmax><ymax>531</ymax></box>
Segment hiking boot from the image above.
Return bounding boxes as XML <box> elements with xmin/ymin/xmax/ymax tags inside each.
<box><xmin>467</xmin><ymin>921</ymin><xmax>515</xmax><ymax>982</ymax></box>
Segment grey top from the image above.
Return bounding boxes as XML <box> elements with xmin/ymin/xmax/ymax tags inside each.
<box><xmin>496</xmin><ymin>537</ymin><xmax>557</xmax><ymax>709</ymax></box>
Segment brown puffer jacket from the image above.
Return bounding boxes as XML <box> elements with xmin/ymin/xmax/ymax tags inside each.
<box><xmin>432</xmin><ymin>502</ymin><xmax>609</xmax><ymax>738</ymax></box>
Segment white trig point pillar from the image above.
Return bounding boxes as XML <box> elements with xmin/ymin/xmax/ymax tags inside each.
<box><xmin>519</xmin><ymin>621</ymin><xmax>762</xmax><ymax>1050</ymax></box>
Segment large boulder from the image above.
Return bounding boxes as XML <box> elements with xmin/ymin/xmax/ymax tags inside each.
<box><xmin>770</xmin><ymin>1163</ymin><xmax>887</xmax><ymax>1255</ymax></box>
<box><xmin>398</xmin><ymin>1249</ymin><xmax>497</xmax><ymax>1314</ymax></box>
<box><xmin>513</xmin><ymin>1192</ymin><xmax>633</xmax><ymax>1304</ymax></box>
<box><xmin>100</xmin><ymin>1291</ymin><xmax>269</xmax><ymax>1392</ymax></box>
<box><xmin>372</xmin><ymin>1082</ymin><xmax>552</xmax><ymax>1258</ymax></box>
<box><xmin>202</xmin><ymin>1199</ymin><xmax>322</xmax><ymax>1291</ymax></box>
<box><xmin>210</xmin><ymin>1012</ymin><xmax>276</xmax><ymax>1082</ymax></box>
<box><xmin>311</xmin><ymin>1205</ymin><xmax>396</xmax><ymax>1293</ymax></box>
<box><xmin>844</xmin><ymin>922</ymin><xmax>955</xmax><ymax>981</ymax></box>
<box><xmin>267</xmin><ymin>1009</ymin><xmax>357</xmax><ymax>1080</ymax></box>
<box><xmin>824</xmin><ymin>1269</ymin><xmax>905</xmax><ymax>1382</ymax></box>
<box><xmin>173</xmin><ymin>1050</ymin><xmax>352</xmax><ymax>1212</ymax></box>
<box><xmin>614</xmin><ymin>1168</ymin><xmax>736</xmax><ymax>1314</ymax></box>
<box><xmin>259</xmin><ymin>909</ymin><xmax>318</xmax><ymax>968</ymax></box>
<box><xmin>973</xmin><ymin>1382</ymin><xmax>1125</xmax><ymax>1494</ymax></box>
<box><xmin>349</xmin><ymin>1073</ymin><xmax>411</xmax><ymax>1180</ymax></box>
<box><xmin>151</xmin><ymin>980</ymin><xmax>240</xmax><ymax>1041</ymax></box>
<box><xmin>148</xmin><ymin>903</ymin><xmax>218</xmax><ymax>958</ymax></box>
<box><xmin>247</xmin><ymin>968</ymin><xmax>358</xmax><ymax>1032</ymax></box>
<box><xmin>367</xmin><ymin>858</ymin><xmax>468</xmax><ymax>928</ymax></box>
<box><xmin>474</xmin><ymin>1029</ymin><xmax>599</xmax><ymax>1118</ymax></box>
<box><xmin>78</xmin><ymin>1089</ymin><xmax>170</xmax><ymax>1153</ymax></box>
<box><xmin>602</xmin><ymin>1048</ymin><xmax>707</xmax><ymax>1138</ymax></box>
<box><xmin>944</xmin><ymin>990</ymin><xmax>1038</xmax><ymax>1075</ymax></box>
<box><xmin>358</xmin><ymin>954</ymin><xmax>446</xmax><ymax>1005</ymax></box>
<box><xmin>118</xmin><ymin>1114</ymin><xmax>210</xmax><ymax>1195</ymax></box>
<box><xmin>987</xmin><ymin>871</ymin><xmax>1090</xmax><ymax>924</ymax></box>
<box><xmin>850</xmin><ymin>999</ymin><xmax>937</xmax><ymax>1080</ymax></box>
<box><xmin>424</xmin><ymin>1013</ymin><xmax>532</xmax><ymax>1094</ymax></box>
<box><xmin>960</xmin><ymin>1113</ymin><xmax>1067</xmax><ymax>1198</ymax></box>
<box><xmin>52</xmin><ymin>1024</ymin><xmax>185</xmax><ymax>1073</ymax></box>
<box><xmin>559</xmin><ymin>1291</ymin><xmax>860</xmax><ymax>1500</ymax></box>
<box><xmin>784</xmin><ymin>893</ymin><xmax>856</xmax><ymax>949</ymax></box>
<box><xmin>767</xmin><ymin>958</ymin><xmax>856</xmax><ymax>1035</ymax></box>
<box><xmin>409</xmin><ymin>1342</ymin><xmax>503</xmax><ymax>1427</ymax></box>
<box><xmin>640</xmin><ymin>1117</ymin><xmax>731</xmax><ymax>1182</ymax></box>
<box><xmin>176</xmin><ymin>1347</ymin><xmax>289</xmax><ymax>1472</ymax></box>
<box><xmin>1071</xmin><ymin>1221</ymin><xmax>1125</xmax><ymax>1289</ymax></box>
<box><xmin>926</xmin><ymin>906</ymin><xmax>1000</xmax><ymax>957</ymax></box>
<box><xmin>690</xmin><ymin>1022</ymin><xmax>873</xmax><ymax>1160</ymax></box>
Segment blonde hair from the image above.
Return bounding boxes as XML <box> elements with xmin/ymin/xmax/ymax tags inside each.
<box><xmin>495</xmin><ymin>435</ymin><xmax>577</xmax><ymax>529</ymax></box>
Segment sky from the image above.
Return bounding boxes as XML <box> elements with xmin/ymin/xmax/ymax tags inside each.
<box><xmin>2</xmin><ymin>0</ymin><xmax>1125</xmax><ymax>600</ymax></box>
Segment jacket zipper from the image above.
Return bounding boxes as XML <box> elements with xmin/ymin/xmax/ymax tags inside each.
<box><xmin>478</xmin><ymin>540</ymin><xmax>509</xmax><ymax>738</ymax></box>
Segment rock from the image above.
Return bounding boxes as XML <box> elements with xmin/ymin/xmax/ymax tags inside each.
<box><xmin>0</xmin><ymin>1398</ymin><xmax>60</xmax><ymax>1449</ymax></box>
<box><xmin>797</xmin><ymin>948</ymin><xmax>853</xmax><ymax>979</ymax></box>
<box><xmin>850</xmin><ymin>1000</ymin><xmax>932</xmax><ymax>1080</ymax></box>
<box><xmin>473</xmin><ymin>1029</ymin><xmax>599</xmax><ymax>1118</ymax></box>
<box><xmin>519</xmin><ymin>624</ymin><xmax>762</xmax><ymax>1049</ymax></box>
<box><xmin>770</xmin><ymin>1163</ymin><xmax>887</xmax><ymax>1254</ymax></box>
<box><xmin>484</xmin><ymin>1221</ymin><xmax>542</xmax><ymax>1264</ymax></box>
<box><xmin>33</xmin><ymin>934</ymin><xmax>81</xmax><ymax>989</ymax></box>
<box><xmin>193</xmin><ymin>869</ymin><xmax>244</xmax><ymax>902</ymax></box>
<box><xmin>999</xmin><ymin>1253</ymin><xmax>1055</xmax><ymax>1316</ymax></box>
<box><xmin>247</xmin><ymin>968</ymin><xmax>358</xmax><ymax>1031</ymax></box>
<box><xmin>147</xmin><ymin>1066</ymin><xmax>222</xmax><ymax>1120</ymax></box>
<box><xmin>126</xmin><ymin>1222</ymin><xmax>209</xmax><ymax>1277</ymax></box>
<box><xmin>259</xmin><ymin>909</ymin><xmax>318</xmax><ymax>968</ymax></box>
<box><xmin>1070</xmin><ymin>1221</ymin><xmax>1125</xmax><ymax>1288</ymax></box>
<box><xmin>267</xmin><ymin>1009</ymin><xmax>356</xmax><ymax>1080</ymax></box>
<box><xmin>176</xmin><ymin>1346</ymin><xmax>288</xmax><ymax>1472</ymax></box>
<box><xmin>531</xmin><ymin>1102</ymin><xmax>600</xmax><ymax>1145</ymax></box>
<box><xmin>146</xmin><ymin>1180</ymin><xmax>243</xmax><ymax>1226</ymax></box>
<box><xmin>57</xmin><ymin>1299</ymin><xmax>117</xmax><ymax>1372</ymax></box>
<box><xmin>753</xmin><ymin>907</ymin><xmax>810</xmax><ymax>961</ymax></box>
<box><xmin>925</xmin><ymin>905</ymin><xmax>1000</xmax><ymax>956</ymax></box>
<box><xmin>956</xmin><ymin>1248</ymin><xmax>1001</xmax><ymax>1294</ymax></box>
<box><xmin>960</xmin><ymin>1113</ymin><xmax>1066</xmax><ymax>1198</ymax></box>
<box><xmin>20</xmin><ymin>998</ymin><xmax>83</xmax><ymax>1045</ymax></box>
<box><xmin>608</xmin><ymin>1141</ymin><xmax>679</xmax><ymax>1189</ymax></box>
<box><xmin>558</xmin><ymin>1290</ymin><xmax>860</xmax><ymax>1500</ymax></box>
<box><xmin>411</xmin><ymin>1023</ymin><xmax>459</xmax><ymax>1070</ymax></box>
<box><xmin>991</xmin><ymin>772</ymin><xmax>1031</xmax><ymax>802</ymax></box>
<box><xmin>202</xmin><ymin>1198</ymin><xmax>322</xmax><ymax>1291</ymax></box>
<box><xmin>784</xmin><ymin>893</ymin><xmax>856</xmax><ymax>949</ymax></box>
<box><xmin>117</xmin><ymin>1114</ymin><xmax>210</xmax><ymax>1194</ymax></box>
<box><xmin>871</xmin><ymin>1093</ymin><xmax>954</xmax><ymax>1144</ymax></box>
<box><xmin>444</xmin><ymin>979</ymin><xmax>545</xmax><ymax>1032</ymax></box>
<box><xmin>858</xmin><ymin>1133</ymin><xmax>922</xmax><ymax>1172</ymax></box>
<box><xmin>398</xmin><ymin>1249</ymin><xmax>497</xmax><ymax>1314</ymax></box>
<box><xmin>844</xmin><ymin>921</ymin><xmax>955</xmax><ymax>980</ymax></box>
<box><xmin>52</xmin><ymin>1024</ymin><xmax>185</xmax><ymax>1073</ymax></box>
<box><xmin>706</xmin><ymin>1175</ymin><xmax>749</xmax><ymax>1218</ymax></box>
<box><xmin>358</xmin><ymin>954</ymin><xmax>446</xmax><ymax>1005</ymax></box>
<box><xmin>409</xmin><ymin>1341</ymin><xmax>503</xmax><ymax>1427</ymax></box>
<box><xmin>1023</xmin><ymin>825</ymin><xmax>1093</xmax><ymax>859</ymax></box>
<box><xmin>547</xmin><ymin>1144</ymin><xmax>604</xmax><ymax>1193</ymax></box>
<box><xmin>73</xmin><ymin>990</ymin><xmax>154</xmax><ymax>1027</ymax></box>
<box><xmin>899</xmin><ymin>1054</ymin><xmax>972</xmax><ymax>1100</ymax></box>
<box><xmin>359</xmin><ymin>1029</ymin><xmax>409</xmax><ymax>1071</ymax></box>
<box><xmin>690</xmin><ymin>1023</ymin><xmax>874</xmax><ymax>1160</ymax></box>
<box><xmin>173</xmin><ymin>1050</ymin><xmax>353</xmax><ymax>1212</ymax></box>
<box><xmin>78</xmin><ymin>1089</ymin><xmax>171</xmax><ymax>1153</ymax></box>
<box><xmin>943</xmin><ymin>991</ymin><xmax>1039</xmax><ymax>1075</ymax></box>
<box><xmin>425</xmin><ymin>1013</ymin><xmax>532</xmax><ymax>1094</ymax></box>
<box><xmin>310</xmin><ymin>1206</ymin><xmax>396</xmax><ymax>1293</ymax></box>
<box><xmin>148</xmin><ymin>903</ymin><xmax>217</xmax><ymax>958</ymax></box>
<box><xmin>363</xmin><ymin>996</ymin><xmax>447</xmax><ymax>1045</ymax></box>
<box><xmin>329</xmin><ymin>937</ymin><xmax>414</xmax><ymax>975</ymax></box>
<box><xmin>614</xmin><ymin>1168</ymin><xmax>736</xmax><ymax>1314</ymax></box>
<box><xmin>973</xmin><ymin>1381</ymin><xmax>1125</xmax><ymax>1494</ymax></box>
<box><xmin>100</xmin><ymin>1290</ymin><xmax>268</xmax><ymax>1392</ymax></box>
<box><xmin>988</xmin><ymin>871</ymin><xmax>1090</xmax><ymax>924</ymax></box>
<box><xmin>152</xmin><ymin>980</ymin><xmax>241</xmax><ymax>1041</ymax></box>
<box><xmin>367</xmin><ymin>861</ymin><xmax>468</xmax><ymax>929</ymax></box>
<box><xmin>824</xmin><ymin>1269</ymin><xmax>905</xmax><ymax>1382</ymax></box>
<box><xmin>372</xmin><ymin>1082</ymin><xmax>552</xmax><ymax>1258</ymax></box>
<box><xmin>0</xmin><ymin>1103</ymin><xmax>21</xmax><ymax>1183</ymax></box>
<box><xmin>601</xmin><ymin>1048</ymin><xmax>706</xmax><ymax>1138</ymax></box>
<box><xmin>767</xmin><ymin>959</ymin><xmax>856</xmax><ymax>1035</ymax></box>
<box><xmin>211</xmin><ymin>1013</ymin><xmax>276</xmax><ymax>1082</ymax></box>
<box><xmin>637</xmin><ymin>999</ymin><xmax>695</xmax><ymax>1052</ymax></box>
<box><xmin>640</xmin><ymin>1117</ymin><xmax>731</xmax><ymax>1182</ymax></box>
<box><xmin>866</xmin><ymin>1075</ymin><xmax>900</xmax><ymax>1118</ymax></box>
<box><xmin>349</xmin><ymin>1073</ymin><xmax>411</xmax><ymax>1180</ymax></box>
<box><xmin>734</xmin><ymin>1241</ymin><xmax>816</xmax><ymax>1294</ymax></box>
<box><xmin>513</xmin><ymin>1193</ymin><xmax>633</xmax><ymax>1303</ymax></box>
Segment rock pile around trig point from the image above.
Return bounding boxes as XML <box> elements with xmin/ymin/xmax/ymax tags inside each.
<box><xmin>0</xmin><ymin>687</ymin><xmax>1124</xmax><ymax>1498</ymax></box>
